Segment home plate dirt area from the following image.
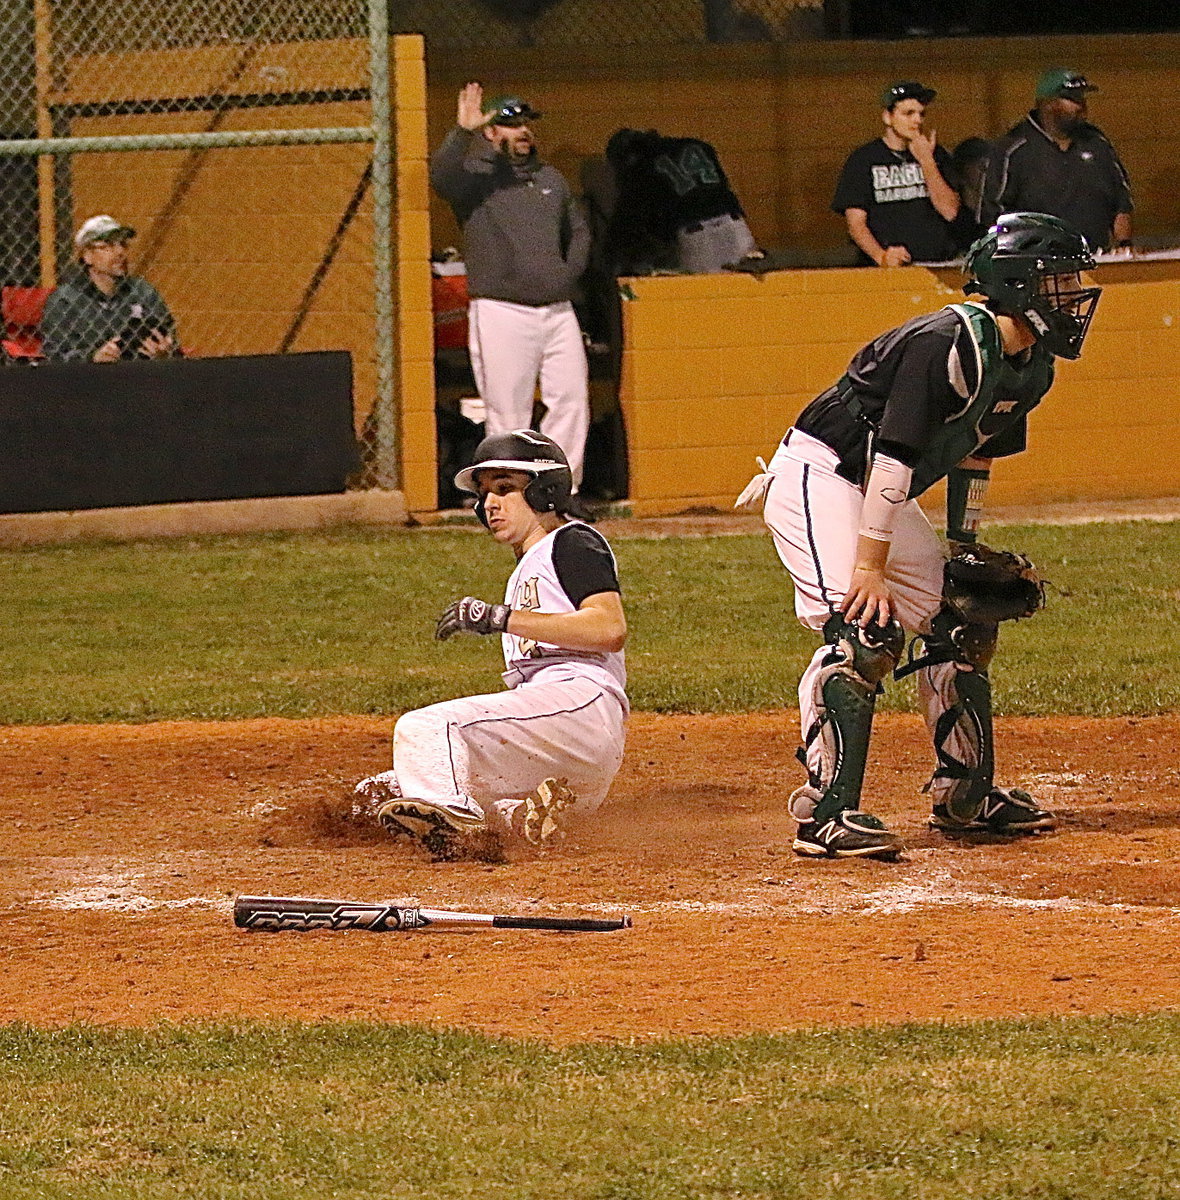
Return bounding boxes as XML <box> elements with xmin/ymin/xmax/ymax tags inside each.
<box><xmin>2</xmin><ymin>713</ymin><xmax>1179</xmax><ymax>1043</ymax></box>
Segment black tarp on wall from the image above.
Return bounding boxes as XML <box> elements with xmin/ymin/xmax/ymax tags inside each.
<box><xmin>0</xmin><ymin>350</ymin><xmax>357</xmax><ymax>514</ymax></box>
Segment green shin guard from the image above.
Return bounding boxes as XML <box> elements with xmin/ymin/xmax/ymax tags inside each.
<box><xmin>902</xmin><ymin>606</ymin><xmax>999</xmax><ymax>824</ymax></box>
<box><xmin>799</xmin><ymin>615</ymin><xmax>904</xmax><ymax>826</ymax></box>
<box><xmin>932</xmin><ymin>667</ymin><xmax>995</xmax><ymax>823</ymax></box>
<box><xmin>811</xmin><ymin>669</ymin><xmax>877</xmax><ymax>824</ymax></box>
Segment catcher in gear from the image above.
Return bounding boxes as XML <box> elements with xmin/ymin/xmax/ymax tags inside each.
<box><xmin>352</xmin><ymin>430</ymin><xmax>628</xmax><ymax>860</ymax></box>
<box><xmin>736</xmin><ymin>212</ymin><xmax>1099</xmax><ymax>860</ymax></box>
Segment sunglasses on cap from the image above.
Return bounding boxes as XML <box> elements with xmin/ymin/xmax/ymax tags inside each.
<box><xmin>486</xmin><ymin>100</ymin><xmax>542</xmax><ymax>127</ymax></box>
<box><xmin>881</xmin><ymin>82</ymin><xmax>936</xmax><ymax>108</ymax></box>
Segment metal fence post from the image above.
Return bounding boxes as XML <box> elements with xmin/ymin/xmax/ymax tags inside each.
<box><xmin>367</xmin><ymin>0</ymin><xmax>398</xmax><ymax>489</ymax></box>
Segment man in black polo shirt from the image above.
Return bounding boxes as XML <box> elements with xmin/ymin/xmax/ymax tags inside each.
<box><xmin>832</xmin><ymin>81</ymin><xmax>960</xmax><ymax>267</ymax></box>
<box><xmin>978</xmin><ymin>68</ymin><xmax>1133</xmax><ymax>252</ymax></box>
<box><xmin>41</xmin><ymin>215</ymin><xmax>179</xmax><ymax>362</ymax></box>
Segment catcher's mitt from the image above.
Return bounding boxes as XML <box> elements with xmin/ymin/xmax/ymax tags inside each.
<box><xmin>943</xmin><ymin>542</ymin><xmax>1045</xmax><ymax>625</ymax></box>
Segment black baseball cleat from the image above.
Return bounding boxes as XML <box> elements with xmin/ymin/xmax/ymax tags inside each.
<box><xmin>792</xmin><ymin>810</ymin><xmax>905</xmax><ymax>861</ymax></box>
<box><xmin>929</xmin><ymin>787</ymin><xmax>1057</xmax><ymax>835</ymax></box>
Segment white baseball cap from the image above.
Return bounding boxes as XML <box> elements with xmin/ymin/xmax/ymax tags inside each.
<box><xmin>75</xmin><ymin>214</ymin><xmax>136</xmax><ymax>248</ymax></box>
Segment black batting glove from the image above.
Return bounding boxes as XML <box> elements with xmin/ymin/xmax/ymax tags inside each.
<box><xmin>435</xmin><ymin>596</ymin><xmax>512</xmax><ymax>641</ymax></box>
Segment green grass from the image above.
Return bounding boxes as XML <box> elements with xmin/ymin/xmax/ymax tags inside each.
<box><xmin>1</xmin><ymin>520</ymin><xmax>1179</xmax><ymax>723</ymax></box>
<box><xmin>0</xmin><ymin>1015</ymin><xmax>1178</xmax><ymax>1198</ymax></box>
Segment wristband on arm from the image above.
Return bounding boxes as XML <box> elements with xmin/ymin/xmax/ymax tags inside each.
<box><xmin>946</xmin><ymin>465</ymin><xmax>990</xmax><ymax>543</ymax></box>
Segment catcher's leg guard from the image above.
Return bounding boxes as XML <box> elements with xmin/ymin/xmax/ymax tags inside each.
<box><xmin>792</xmin><ymin>613</ymin><xmax>905</xmax><ymax>827</ymax></box>
<box><xmin>902</xmin><ymin>604</ymin><xmax>998</xmax><ymax>824</ymax></box>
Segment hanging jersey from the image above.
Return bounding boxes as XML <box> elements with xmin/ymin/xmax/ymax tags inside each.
<box><xmin>607</xmin><ymin>131</ymin><xmax>746</xmax><ymax>265</ymax></box>
<box><xmin>789</xmin><ymin>302</ymin><xmax>1054</xmax><ymax>494</ymax></box>
<box><xmin>502</xmin><ymin>521</ymin><xmax>627</xmax><ymax>708</ymax></box>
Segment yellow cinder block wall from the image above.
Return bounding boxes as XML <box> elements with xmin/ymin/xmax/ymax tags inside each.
<box><xmin>427</xmin><ymin>32</ymin><xmax>1180</xmax><ymax>256</ymax></box>
<box><xmin>52</xmin><ymin>31</ymin><xmax>1180</xmax><ymax>514</ymax></box>
<box><xmin>619</xmin><ymin>260</ymin><xmax>1180</xmax><ymax>516</ymax></box>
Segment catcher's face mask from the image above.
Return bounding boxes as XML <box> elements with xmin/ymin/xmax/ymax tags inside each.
<box><xmin>1023</xmin><ymin>267</ymin><xmax>1101</xmax><ymax>360</ymax></box>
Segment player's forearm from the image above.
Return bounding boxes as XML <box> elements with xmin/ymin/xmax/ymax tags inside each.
<box><xmin>429</xmin><ymin>128</ymin><xmax>487</xmax><ymax>197</ymax></box>
<box><xmin>1113</xmin><ymin>212</ymin><xmax>1133</xmax><ymax>247</ymax></box>
<box><xmin>845</xmin><ymin>210</ymin><xmax>885</xmax><ymax>265</ymax></box>
<box><xmin>565</xmin><ymin>198</ymin><xmax>592</xmax><ymax>278</ymax></box>
<box><xmin>853</xmin><ymin>533</ymin><xmax>890</xmax><ymax>574</ymax></box>
<box><xmin>507</xmin><ymin>606</ymin><xmax>627</xmax><ymax>653</ymax></box>
<box><xmin>920</xmin><ymin>166</ymin><xmax>960</xmax><ymax>221</ymax></box>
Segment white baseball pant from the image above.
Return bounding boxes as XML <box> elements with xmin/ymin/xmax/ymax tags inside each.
<box><xmin>763</xmin><ymin>429</ymin><xmax>968</xmax><ymax>799</ymax></box>
<box><xmin>391</xmin><ymin>672</ymin><xmax>626</xmax><ymax>832</ymax></box>
<box><xmin>468</xmin><ymin>297</ymin><xmax>590</xmax><ymax>488</ymax></box>
<box><xmin>676</xmin><ymin>213</ymin><xmax>757</xmax><ymax>273</ymax></box>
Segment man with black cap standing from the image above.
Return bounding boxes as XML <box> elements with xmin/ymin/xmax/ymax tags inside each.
<box><xmin>832</xmin><ymin>81</ymin><xmax>960</xmax><ymax>267</ymax></box>
<box><xmin>978</xmin><ymin>68</ymin><xmax>1133</xmax><ymax>252</ymax></box>
<box><xmin>431</xmin><ymin>82</ymin><xmax>594</xmax><ymax>518</ymax></box>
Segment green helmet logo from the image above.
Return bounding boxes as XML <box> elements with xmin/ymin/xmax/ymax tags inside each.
<box><xmin>965</xmin><ymin>212</ymin><xmax>1100</xmax><ymax>359</ymax></box>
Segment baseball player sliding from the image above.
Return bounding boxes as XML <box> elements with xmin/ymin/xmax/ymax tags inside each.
<box><xmin>738</xmin><ymin>212</ymin><xmax>1101</xmax><ymax>860</ymax></box>
<box><xmin>353</xmin><ymin>430</ymin><xmax>628</xmax><ymax>859</ymax></box>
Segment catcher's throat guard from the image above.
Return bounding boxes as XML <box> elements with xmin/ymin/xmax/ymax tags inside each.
<box><xmin>792</xmin><ymin>614</ymin><xmax>904</xmax><ymax>825</ymax></box>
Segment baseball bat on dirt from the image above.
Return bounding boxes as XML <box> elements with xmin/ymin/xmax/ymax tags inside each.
<box><xmin>234</xmin><ymin>895</ymin><xmax>632</xmax><ymax>933</ymax></box>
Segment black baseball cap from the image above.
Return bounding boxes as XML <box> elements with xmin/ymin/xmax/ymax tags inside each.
<box><xmin>482</xmin><ymin>94</ymin><xmax>542</xmax><ymax>127</ymax></box>
<box><xmin>880</xmin><ymin>81</ymin><xmax>936</xmax><ymax>110</ymax></box>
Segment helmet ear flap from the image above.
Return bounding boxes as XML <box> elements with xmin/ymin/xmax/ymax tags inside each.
<box><xmin>474</xmin><ymin>493</ymin><xmax>490</xmax><ymax>527</ymax></box>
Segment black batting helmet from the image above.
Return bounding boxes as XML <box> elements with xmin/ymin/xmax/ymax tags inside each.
<box><xmin>454</xmin><ymin>429</ymin><xmax>573</xmax><ymax>526</ymax></box>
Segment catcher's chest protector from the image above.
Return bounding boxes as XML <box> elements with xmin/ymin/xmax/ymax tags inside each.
<box><xmin>908</xmin><ymin>303</ymin><xmax>1054</xmax><ymax>499</ymax></box>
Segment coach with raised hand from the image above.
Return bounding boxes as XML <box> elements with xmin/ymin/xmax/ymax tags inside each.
<box><xmin>431</xmin><ymin>82</ymin><xmax>595</xmax><ymax>521</ymax></box>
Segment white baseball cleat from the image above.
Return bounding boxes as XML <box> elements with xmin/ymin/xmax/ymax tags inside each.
<box><xmin>511</xmin><ymin>777</ymin><xmax>577</xmax><ymax>846</ymax></box>
<box><xmin>376</xmin><ymin>797</ymin><xmax>488</xmax><ymax>860</ymax></box>
<box><xmin>350</xmin><ymin>770</ymin><xmax>401</xmax><ymax>821</ymax></box>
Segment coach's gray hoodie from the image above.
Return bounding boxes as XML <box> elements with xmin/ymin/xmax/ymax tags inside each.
<box><xmin>430</xmin><ymin>126</ymin><xmax>590</xmax><ymax>307</ymax></box>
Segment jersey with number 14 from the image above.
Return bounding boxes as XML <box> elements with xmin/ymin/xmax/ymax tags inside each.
<box><xmin>500</xmin><ymin>521</ymin><xmax>627</xmax><ymax>709</ymax></box>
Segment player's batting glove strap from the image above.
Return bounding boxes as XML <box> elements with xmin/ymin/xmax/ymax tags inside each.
<box><xmin>943</xmin><ymin>543</ymin><xmax>1045</xmax><ymax>625</ymax></box>
<box><xmin>435</xmin><ymin>597</ymin><xmax>512</xmax><ymax>641</ymax></box>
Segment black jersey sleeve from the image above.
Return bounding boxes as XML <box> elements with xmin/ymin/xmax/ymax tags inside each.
<box><xmin>831</xmin><ymin>144</ymin><xmax>873</xmax><ymax>214</ymax></box>
<box><xmin>875</xmin><ymin>330</ymin><xmax>962</xmax><ymax>466</ymax></box>
<box><xmin>552</xmin><ymin>524</ymin><xmax>621</xmax><ymax>608</ymax></box>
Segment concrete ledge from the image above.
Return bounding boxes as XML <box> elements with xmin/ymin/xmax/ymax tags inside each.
<box><xmin>0</xmin><ymin>490</ymin><xmax>410</xmax><ymax>547</ymax></box>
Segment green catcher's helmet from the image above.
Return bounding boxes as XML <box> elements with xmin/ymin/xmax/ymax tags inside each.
<box><xmin>964</xmin><ymin>212</ymin><xmax>1100</xmax><ymax>360</ymax></box>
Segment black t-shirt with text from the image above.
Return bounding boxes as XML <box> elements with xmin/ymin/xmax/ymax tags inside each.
<box><xmin>832</xmin><ymin>139</ymin><xmax>959</xmax><ymax>264</ymax></box>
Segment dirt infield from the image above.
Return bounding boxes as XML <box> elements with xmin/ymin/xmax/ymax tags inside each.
<box><xmin>3</xmin><ymin>713</ymin><xmax>1179</xmax><ymax>1042</ymax></box>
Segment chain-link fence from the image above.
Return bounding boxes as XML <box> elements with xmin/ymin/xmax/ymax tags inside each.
<box><xmin>0</xmin><ymin>0</ymin><xmax>398</xmax><ymax>484</ymax></box>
